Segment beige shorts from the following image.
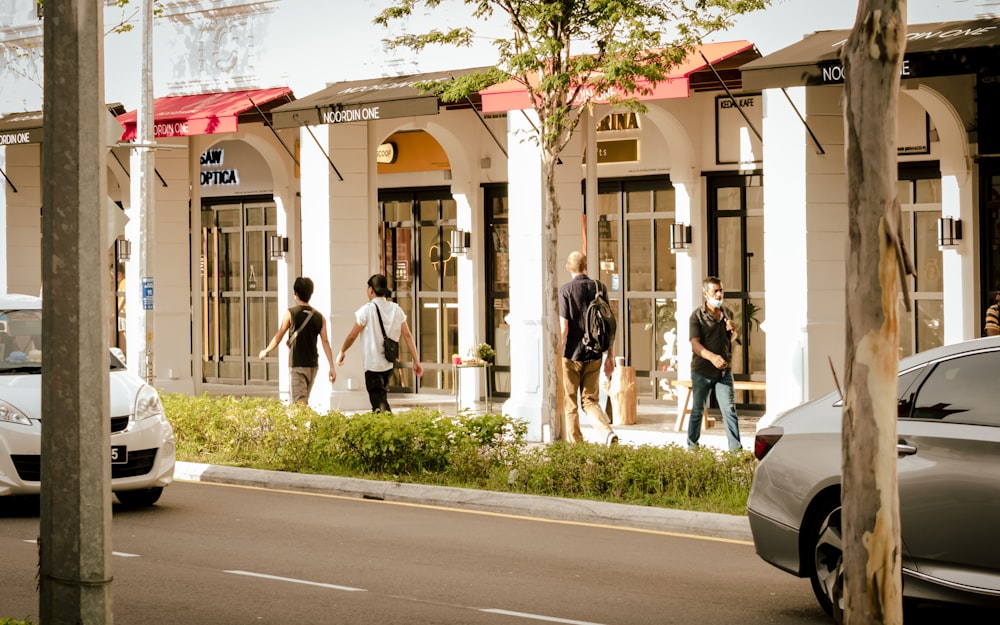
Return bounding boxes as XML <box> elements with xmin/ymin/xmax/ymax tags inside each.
<box><xmin>289</xmin><ymin>367</ymin><xmax>318</xmax><ymax>404</ymax></box>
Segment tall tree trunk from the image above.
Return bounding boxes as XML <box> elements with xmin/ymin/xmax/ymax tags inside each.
<box><xmin>841</xmin><ymin>2</ymin><xmax>907</xmax><ymax>624</ymax></box>
<box><xmin>542</xmin><ymin>150</ymin><xmax>563</xmax><ymax>441</ymax></box>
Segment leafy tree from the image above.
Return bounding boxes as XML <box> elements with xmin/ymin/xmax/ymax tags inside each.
<box><xmin>841</xmin><ymin>0</ymin><xmax>908</xmax><ymax>623</ymax></box>
<box><xmin>376</xmin><ymin>0</ymin><xmax>767</xmax><ymax>438</ymax></box>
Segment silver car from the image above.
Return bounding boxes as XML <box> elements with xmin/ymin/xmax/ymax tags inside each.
<box><xmin>0</xmin><ymin>293</ymin><xmax>175</xmax><ymax>507</ymax></box>
<box><xmin>748</xmin><ymin>336</ymin><xmax>1000</xmax><ymax>615</ymax></box>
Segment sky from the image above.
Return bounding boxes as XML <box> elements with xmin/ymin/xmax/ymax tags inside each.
<box><xmin>2</xmin><ymin>0</ymin><xmax>995</xmax><ymax>113</ymax></box>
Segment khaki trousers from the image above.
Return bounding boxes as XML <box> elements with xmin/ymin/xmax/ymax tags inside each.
<box><xmin>561</xmin><ymin>357</ymin><xmax>613</xmax><ymax>443</ymax></box>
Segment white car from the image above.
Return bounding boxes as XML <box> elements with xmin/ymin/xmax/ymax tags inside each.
<box><xmin>0</xmin><ymin>293</ymin><xmax>175</xmax><ymax>507</ymax></box>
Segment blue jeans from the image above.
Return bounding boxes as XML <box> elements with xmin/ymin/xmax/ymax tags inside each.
<box><xmin>687</xmin><ymin>369</ymin><xmax>742</xmax><ymax>451</ymax></box>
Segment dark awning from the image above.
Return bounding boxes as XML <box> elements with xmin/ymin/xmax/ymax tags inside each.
<box><xmin>117</xmin><ymin>87</ymin><xmax>293</xmax><ymax>141</ymax></box>
<box><xmin>271</xmin><ymin>67</ymin><xmax>492</xmax><ymax>129</ymax></box>
<box><xmin>0</xmin><ymin>110</ymin><xmax>44</xmax><ymax>145</ymax></box>
<box><xmin>742</xmin><ymin>18</ymin><xmax>1000</xmax><ymax>90</ymax></box>
<box><xmin>0</xmin><ymin>103</ymin><xmax>127</xmax><ymax>146</ymax></box>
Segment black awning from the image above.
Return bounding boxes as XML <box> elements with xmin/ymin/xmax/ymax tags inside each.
<box><xmin>742</xmin><ymin>18</ymin><xmax>1000</xmax><ymax>90</ymax></box>
<box><xmin>0</xmin><ymin>110</ymin><xmax>44</xmax><ymax>145</ymax></box>
<box><xmin>272</xmin><ymin>66</ymin><xmax>492</xmax><ymax>129</ymax></box>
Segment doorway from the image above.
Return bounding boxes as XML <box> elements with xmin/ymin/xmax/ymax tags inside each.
<box><xmin>707</xmin><ymin>173</ymin><xmax>766</xmax><ymax>406</ymax></box>
<box><xmin>200</xmin><ymin>197</ymin><xmax>279</xmax><ymax>386</ymax></box>
<box><xmin>596</xmin><ymin>176</ymin><xmax>679</xmax><ymax>401</ymax></box>
<box><xmin>980</xmin><ymin>159</ymin><xmax>1000</xmax><ymax>330</ymax></box>
<box><xmin>379</xmin><ymin>187</ymin><xmax>459</xmax><ymax>394</ymax></box>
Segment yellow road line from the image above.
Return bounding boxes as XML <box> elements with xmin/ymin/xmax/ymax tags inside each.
<box><xmin>176</xmin><ymin>478</ymin><xmax>753</xmax><ymax>546</ymax></box>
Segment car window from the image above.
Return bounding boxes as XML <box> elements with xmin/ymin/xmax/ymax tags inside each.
<box><xmin>896</xmin><ymin>366</ymin><xmax>924</xmax><ymax>419</ymax></box>
<box><xmin>908</xmin><ymin>350</ymin><xmax>999</xmax><ymax>426</ymax></box>
<box><xmin>0</xmin><ymin>309</ymin><xmax>42</xmax><ymax>372</ymax></box>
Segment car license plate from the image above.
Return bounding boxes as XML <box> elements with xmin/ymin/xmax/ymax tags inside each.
<box><xmin>111</xmin><ymin>445</ymin><xmax>127</xmax><ymax>465</ymax></box>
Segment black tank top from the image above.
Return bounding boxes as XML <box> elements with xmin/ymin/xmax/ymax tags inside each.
<box><xmin>288</xmin><ymin>305</ymin><xmax>323</xmax><ymax>367</ymax></box>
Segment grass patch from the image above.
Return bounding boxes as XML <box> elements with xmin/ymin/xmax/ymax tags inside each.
<box><xmin>164</xmin><ymin>393</ymin><xmax>753</xmax><ymax>516</ymax></box>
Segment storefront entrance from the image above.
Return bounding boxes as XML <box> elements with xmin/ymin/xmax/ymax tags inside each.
<box><xmin>200</xmin><ymin>197</ymin><xmax>279</xmax><ymax>386</ymax></box>
<box><xmin>596</xmin><ymin>176</ymin><xmax>679</xmax><ymax>401</ymax></box>
<box><xmin>980</xmin><ymin>159</ymin><xmax>1000</xmax><ymax>329</ymax></box>
<box><xmin>379</xmin><ymin>187</ymin><xmax>459</xmax><ymax>394</ymax></box>
<box><xmin>707</xmin><ymin>173</ymin><xmax>765</xmax><ymax>405</ymax></box>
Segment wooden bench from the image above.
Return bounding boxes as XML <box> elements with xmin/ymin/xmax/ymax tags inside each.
<box><xmin>672</xmin><ymin>379</ymin><xmax>767</xmax><ymax>432</ymax></box>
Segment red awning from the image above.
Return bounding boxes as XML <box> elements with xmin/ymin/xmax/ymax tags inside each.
<box><xmin>117</xmin><ymin>87</ymin><xmax>293</xmax><ymax>141</ymax></box>
<box><xmin>480</xmin><ymin>41</ymin><xmax>755</xmax><ymax>113</ymax></box>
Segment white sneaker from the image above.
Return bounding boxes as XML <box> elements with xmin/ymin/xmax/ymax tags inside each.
<box><xmin>606</xmin><ymin>432</ymin><xmax>619</xmax><ymax>446</ymax></box>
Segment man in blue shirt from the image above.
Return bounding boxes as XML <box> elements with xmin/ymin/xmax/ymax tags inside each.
<box><xmin>558</xmin><ymin>251</ymin><xmax>618</xmax><ymax>445</ymax></box>
<box><xmin>687</xmin><ymin>276</ymin><xmax>742</xmax><ymax>451</ymax></box>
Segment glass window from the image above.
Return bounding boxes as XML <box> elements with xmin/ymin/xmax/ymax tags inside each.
<box><xmin>654</xmin><ymin>220</ymin><xmax>676</xmax><ymax>291</ymax></box>
<box><xmin>717</xmin><ymin>217</ymin><xmax>743</xmax><ymax>292</ymax></box>
<box><xmin>626</xmin><ymin>189</ymin><xmax>651</xmax><ymax>214</ymax></box>
<box><xmin>909</xmin><ymin>351</ymin><xmax>1000</xmax><ymax>426</ymax></box>
<box><xmin>916</xmin><ymin>299</ymin><xmax>944</xmax><ymax>353</ymax></box>
<box><xmin>914</xmin><ymin>211</ymin><xmax>943</xmax><ymax>292</ymax></box>
<box><xmin>717</xmin><ymin>187</ymin><xmax>741</xmax><ymax>212</ymax></box>
<box><xmin>653</xmin><ymin>187</ymin><xmax>674</xmax><ymax>213</ymax></box>
<box><xmin>628</xmin><ymin>221</ymin><xmax>651</xmax><ymax>291</ymax></box>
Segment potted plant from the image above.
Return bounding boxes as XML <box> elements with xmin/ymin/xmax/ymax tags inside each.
<box><xmin>469</xmin><ymin>342</ymin><xmax>495</xmax><ymax>363</ymax></box>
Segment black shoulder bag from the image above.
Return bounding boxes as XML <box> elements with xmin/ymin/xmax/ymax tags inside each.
<box><xmin>373</xmin><ymin>303</ymin><xmax>399</xmax><ymax>362</ymax></box>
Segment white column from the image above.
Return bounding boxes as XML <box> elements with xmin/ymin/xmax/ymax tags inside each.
<box><xmin>323</xmin><ymin>121</ymin><xmax>374</xmax><ymax>412</ymax></box>
<box><xmin>671</xmin><ymin>172</ymin><xmax>699</xmax><ymax>383</ymax></box>
<box><xmin>940</xmin><ymin>168</ymin><xmax>976</xmax><ymax>343</ymax></box>
<box><xmin>762</xmin><ymin>86</ymin><xmax>812</xmax><ymax>414</ymax></box>
<box><xmin>501</xmin><ymin>110</ymin><xmax>547</xmax><ymax>441</ymax></box>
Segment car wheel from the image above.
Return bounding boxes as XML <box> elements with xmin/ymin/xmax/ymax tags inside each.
<box><xmin>808</xmin><ymin>500</ymin><xmax>844</xmax><ymax>618</ymax></box>
<box><xmin>114</xmin><ymin>487</ymin><xmax>163</xmax><ymax>508</ymax></box>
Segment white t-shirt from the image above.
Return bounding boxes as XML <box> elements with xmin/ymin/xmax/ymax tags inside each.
<box><xmin>354</xmin><ymin>298</ymin><xmax>405</xmax><ymax>372</ymax></box>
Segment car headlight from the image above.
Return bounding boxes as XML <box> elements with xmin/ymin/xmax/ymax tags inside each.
<box><xmin>0</xmin><ymin>399</ymin><xmax>31</xmax><ymax>426</ymax></box>
<box><xmin>134</xmin><ymin>385</ymin><xmax>165</xmax><ymax>421</ymax></box>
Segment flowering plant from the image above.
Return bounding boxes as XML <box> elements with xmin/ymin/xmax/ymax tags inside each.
<box><xmin>468</xmin><ymin>342</ymin><xmax>495</xmax><ymax>363</ymax></box>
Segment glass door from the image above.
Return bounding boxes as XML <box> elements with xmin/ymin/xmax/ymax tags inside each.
<box><xmin>707</xmin><ymin>173</ymin><xmax>766</xmax><ymax>406</ymax></box>
<box><xmin>597</xmin><ymin>177</ymin><xmax>678</xmax><ymax>401</ymax></box>
<box><xmin>484</xmin><ymin>184</ymin><xmax>510</xmax><ymax>397</ymax></box>
<box><xmin>897</xmin><ymin>165</ymin><xmax>944</xmax><ymax>356</ymax></box>
<box><xmin>201</xmin><ymin>198</ymin><xmax>279</xmax><ymax>385</ymax></box>
<box><xmin>980</xmin><ymin>160</ymin><xmax>1000</xmax><ymax>332</ymax></box>
<box><xmin>379</xmin><ymin>188</ymin><xmax>458</xmax><ymax>394</ymax></box>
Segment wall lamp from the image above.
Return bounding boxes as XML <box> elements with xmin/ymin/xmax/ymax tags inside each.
<box><xmin>450</xmin><ymin>228</ymin><xmax>471</xmax><ymax>255</ymax></box>
<box><xmin>937</xmin><ymin>217</ymin><xmax>962</xmax><ymax>249</ymax></box>
<box><xmin>670</xmin><ymin>222</ymin><xmax>692</xmax><ymax>252</ymax></box>
<box><xmin>269</xmin><ymin>234</ymin><xmax>288</xmax><ymax>260</ymax></box>
<box><xmin>115</xmin><ymin>238</ymin><xmax>132</xmax><ymax>263</ymax></box>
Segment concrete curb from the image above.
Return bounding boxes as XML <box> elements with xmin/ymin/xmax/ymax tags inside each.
<box><xmin>174</xmin><ymin>461</ymin><xmax>752</xmax><ymax>543</ymax></box>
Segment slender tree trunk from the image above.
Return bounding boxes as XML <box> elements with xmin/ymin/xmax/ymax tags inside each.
<box><xmin>841</xmin><ymin>2</ymin><xmax>906</xmax><ymax>624</ymax></box>
<box><xmin>542</xmin><ymin>149</ymin><xmax>563</xmax><ymax>441</ymax></box>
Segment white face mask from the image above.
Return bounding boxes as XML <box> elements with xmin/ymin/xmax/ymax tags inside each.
<box><xmin>708</xmin><ymin>297</ymin><xmax>723</xmax><ymax>309</ymax></box>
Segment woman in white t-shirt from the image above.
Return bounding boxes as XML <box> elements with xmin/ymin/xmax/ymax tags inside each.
<box><xmin>335</xmin><ymin>274</ymin><xmax>422</xmax><ymax>412</ymax></box>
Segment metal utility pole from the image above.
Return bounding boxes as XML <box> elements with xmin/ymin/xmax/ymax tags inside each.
<box><xmin>128</xmin><ymin>0</ymin><xmax>155</xmax><ymax>383</ymax></box>
<box><xmin>40</xmin><ymin>0</ymin><xmax>113</xmax><ymax>621</ymax></box>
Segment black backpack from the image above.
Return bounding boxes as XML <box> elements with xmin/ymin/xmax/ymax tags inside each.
<box><xmin>582</xmin><ymin>279</ymin><xmax>616</xmax><ymax>356</ymax></box>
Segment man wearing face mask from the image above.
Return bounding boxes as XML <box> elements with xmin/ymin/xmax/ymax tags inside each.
<box><xmin>687</xmin><ymin>276</ymin><xmax>742</xmax><ymax>451</ymax></box>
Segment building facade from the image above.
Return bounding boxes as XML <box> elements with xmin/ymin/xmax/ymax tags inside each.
<box><xmin>1</xmin><ymin>2</ymin><xmax>996</xmax><ymax>441</ymax></box>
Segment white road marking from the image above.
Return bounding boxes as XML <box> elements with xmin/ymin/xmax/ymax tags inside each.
<box><xmin>479</xmin><ymin>609</ymin><xmax>607</xmax><ymax>625</ymax></box>
<box><xmin>224</xmin><ymin>569</ymin><xmax>367</xmax><ymax>592</ymax></box>
<box><xmin>23</xmin><ymin>539</ymin><xmax>138</xmax><ymax>558</ymax></box>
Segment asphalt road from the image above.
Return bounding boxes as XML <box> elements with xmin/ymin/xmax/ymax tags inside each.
<box><xmin>2</xmin><ymin>480</ymin><xmax>827</xmax><ymax>625</ymax></box>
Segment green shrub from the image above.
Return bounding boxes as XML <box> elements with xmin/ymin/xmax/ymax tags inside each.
<box><xmin>161</xmin><ymin>393</ymin><xmax>753</xmax><ymax>515</ymax></box>
<box><xmin>0</xmin><ymin>618</ymin><xmax>34</xmax><ymax>625</ymax></box>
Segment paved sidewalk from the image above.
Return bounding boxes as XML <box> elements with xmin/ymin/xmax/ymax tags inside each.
<box><xmin>382</xmin><ymin>393</ymin><xmax>763</xmax><ymax>452</ymax></box>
